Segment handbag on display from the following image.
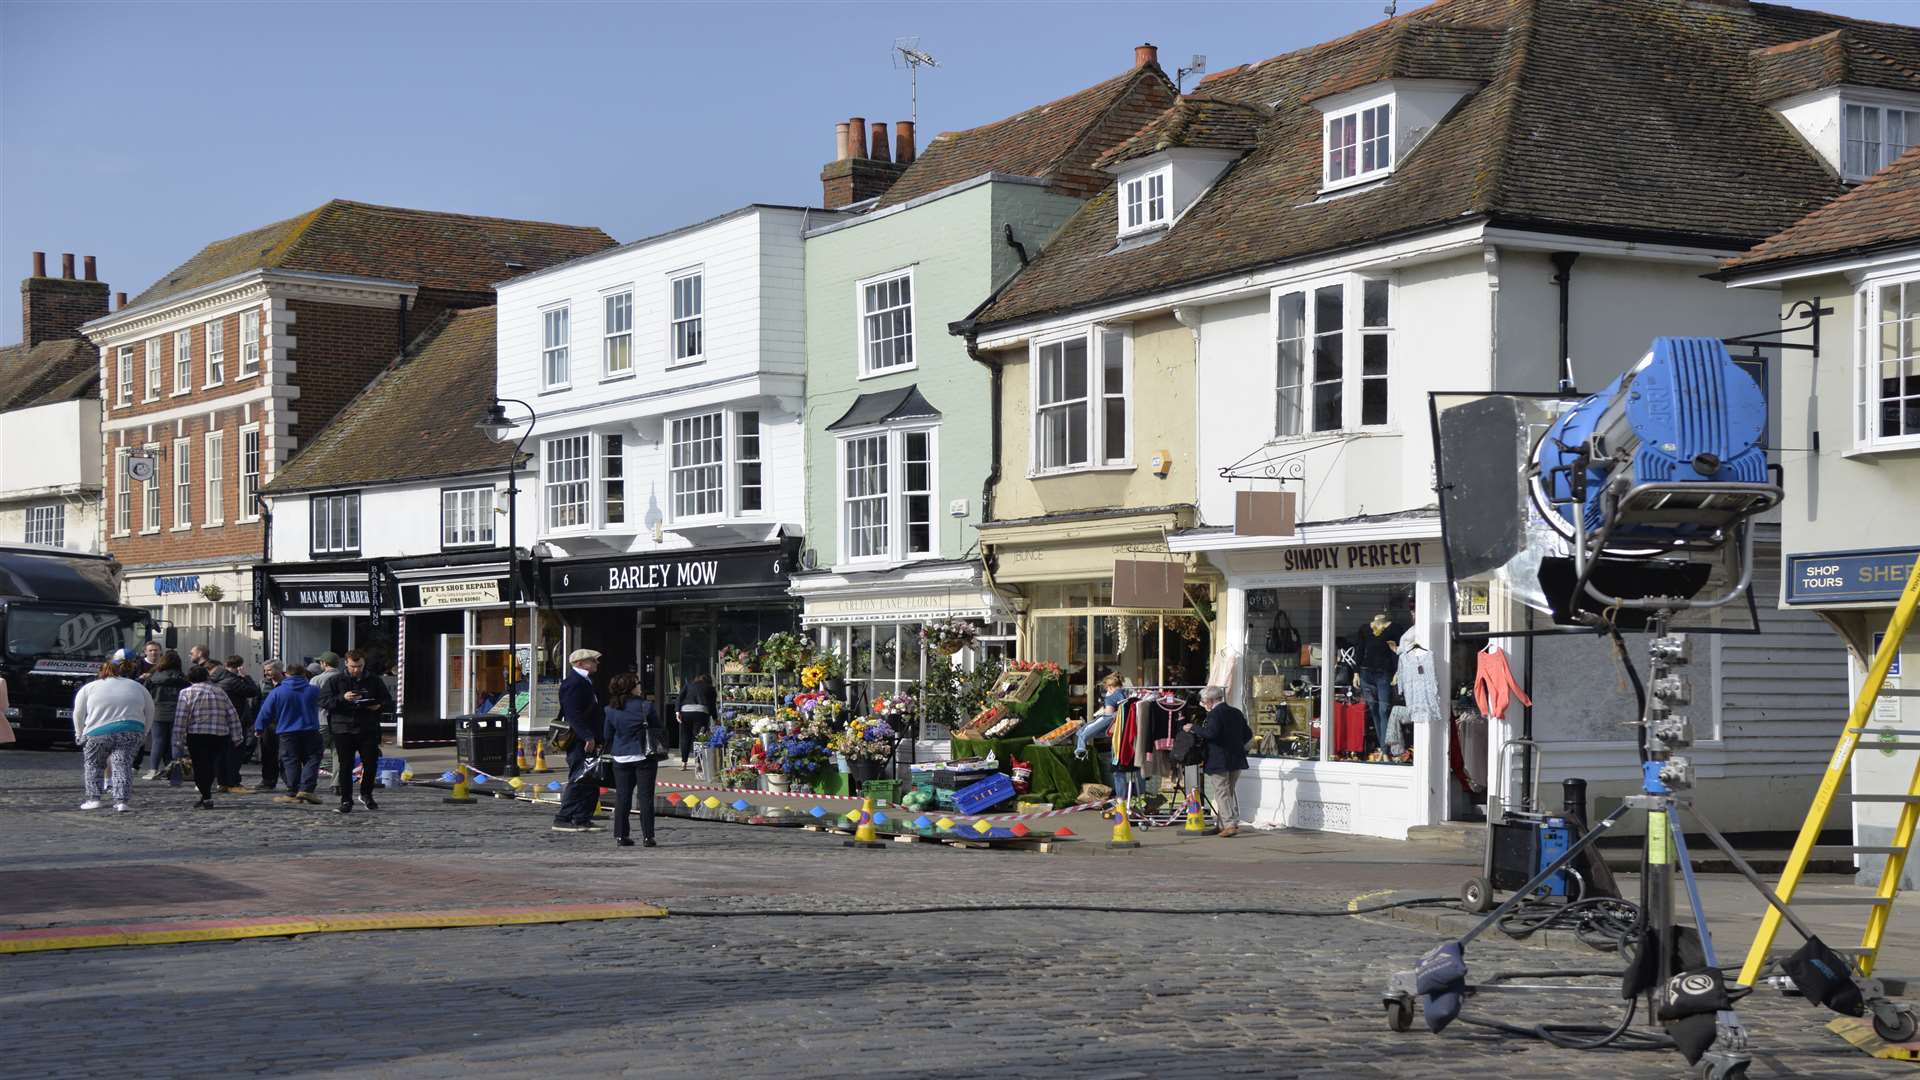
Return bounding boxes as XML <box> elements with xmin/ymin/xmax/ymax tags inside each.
<box><xmin>1252</xmin><ymin>659</ymin><xmax>1287</xmax><ymax>704</ymax></box>
<box><xmin>1265</xmin><ymin>610</ymin><xmax>1302</xmax><ymax>656</ymax></box>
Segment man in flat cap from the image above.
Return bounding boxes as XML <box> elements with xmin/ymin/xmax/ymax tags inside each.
<box><xmin>552</xmin><ymin>648</ymin><xmax>605</xmax><ymax>832</ymax></box>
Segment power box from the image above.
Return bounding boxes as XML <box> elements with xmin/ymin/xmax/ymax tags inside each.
<box><xmin>1489</xmin><ymin>817</ymin><xmax>1573</xmax><ymax>897</ymax></box>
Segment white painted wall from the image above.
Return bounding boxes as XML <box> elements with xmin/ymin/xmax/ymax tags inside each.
<box><xmin>0</xmin><ymin>397</ymin><xmax>100</xmax><ymax>494</ymax></box>
<box><xmin>268</xmin><ymin>473</ymin><xmax>535</xmax><ymax>562</ymax></box>
<box><xmin>0</xmin><ymin>497</ymin><xmax>102</xmax><ymax>553</ymax></box>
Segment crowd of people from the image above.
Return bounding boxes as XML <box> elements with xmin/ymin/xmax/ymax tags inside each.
<box><xmin>68</xmin><ymin>645</ymin><xmax>393</xmax><ymax>815</ymax></box>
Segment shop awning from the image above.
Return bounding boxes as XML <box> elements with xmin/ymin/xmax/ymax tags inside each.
<box><xmin>825</xmin><ymin>386</ymin><xmax>941</xmax><ymax>432</ymax></box>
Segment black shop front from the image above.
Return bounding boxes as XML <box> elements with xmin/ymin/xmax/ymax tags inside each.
<box><xmin>542</xmin><ymin>536</ymin><xmax>801</xmax><ymax>708</ymax></box>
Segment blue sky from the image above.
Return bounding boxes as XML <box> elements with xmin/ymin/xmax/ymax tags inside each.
<box><xmin>3</xmin><ymin>0</ymin><xmax>1918</xmax><ymax>343</ymax></box>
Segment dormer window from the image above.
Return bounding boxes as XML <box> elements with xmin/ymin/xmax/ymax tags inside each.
<box><xmin>1844</xmin><ymin>103</ymin><xmax>1918</xmax><ymax>180</ymax></box>
<box><xmin>1326</xmin><ymin>101</ymin><xmax>1391</xmax><ymax>186</ymax></box>
<box><xmin>1121</xmin><ymin>168</ymin><xmax>1169</xmax><ymax>235</ymax></box>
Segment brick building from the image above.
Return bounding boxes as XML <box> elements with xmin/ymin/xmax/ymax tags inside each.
<box><xmin>0</xmin><ymin>253</ymin><xmax>111</xmax><ymax>552</ymax></box>
<box><xmin>80</xmin><ymin>200</ymin><xmax>613</xmax><ymax>659</ymax></box>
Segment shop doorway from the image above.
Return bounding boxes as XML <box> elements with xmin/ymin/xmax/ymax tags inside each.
<box><xmin>569</xmin><ymin>606</ymin><xmax>640</xmax><ymax>699</ymax></box>
<box><xmin>403</xmin><ymin>610</ymin><xmax>461</xmax><ymax>731</ymax></box>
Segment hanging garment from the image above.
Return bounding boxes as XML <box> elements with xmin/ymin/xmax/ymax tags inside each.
<box><xmin>1333</xmin><ymin>697</ymin><xmax>1368</xmax><ymax>756</ymax></box>
<box><xmin>1397</xmin><ymin>631</ymin><xmax>1442</xmax><ymax>728</ymax></box>
<box><xmin>1112</xmin><ymin>699</ymin><xmax>1139</xmax><ymax>769</ymax></box>
<box><xmin>1474</xmin><ymin>646</ymin><xmax>1531</xmax><ymax>720</ymax></box>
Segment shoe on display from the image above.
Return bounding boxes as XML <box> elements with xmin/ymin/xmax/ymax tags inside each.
<box><xmin>79</xmin><ymin>799</ymin><xmax>104</xmax><ymax>811</ymax></box>
<box><xmin>113</xmin><ymin>803</ymin><xmax>129</xmax><ymax>813</ymax></box>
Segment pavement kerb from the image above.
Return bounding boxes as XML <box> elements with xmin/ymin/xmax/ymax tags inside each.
<box><xmin>1365</xmin><ymin>888</ymin><xmax>1604</xmax><ymax>957</ymax></box>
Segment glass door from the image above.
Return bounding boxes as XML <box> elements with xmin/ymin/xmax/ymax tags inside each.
<box><xmin>440</xmin><ymin>633</ymin><xmax>466</xmax><ymax>716</ymax></box>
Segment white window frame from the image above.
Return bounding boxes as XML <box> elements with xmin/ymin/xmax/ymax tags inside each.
<box><xmin>668</xmin><ymin>410</ymin><xmax>726</xmax><ymax>521</ymax></box>
<box><xmin>204</xmin><ymin>430</ymin><xmax>225</xmax><ymax>527</ymax></box>
<box><xmin>856</xmin><ymin>267</ymin><xmax>916</xmax><ymax>379</ymax></box>
<box><xmin>1029</xmin><ymin>324</ymin><xmax>1132</xmax><ymax>476</ymax></box>
<box><xmin>669</xmin><ymin>270</ymin><xmax>704</xmax><ymax>366</ymax></box>
<box><xmin>601</xmin><ymin>433</ymin><xmax>625</xmax><ymax>526</ymax></box>
<box><xmin>140</xmin><ymin>444</ymin><xmax>160</xmax><ymax>535</ymax></box>
<box><xmin>542</xmin><ymin>433</ymin><xmax>591</xmax><ymax>531</ymax></box>
<box><xmin>238</xmin><ymin>424</ymin><xmax>261</xmax><ymax>521</ymax></box>
<box><xmin>1855</xmin><ymin>273</ymin><xmax>1920</xmax><ymax>452</ymax></box>
<box><xmin>204</xmin><ymin>318</ymin><xmax>225</xmax><ymax>387</ymax></box>
<box><xmin>1119</xmin><ymin>166</ymin><xmax>1171</xmax><ymax>236</ymax></box>
<box><xmin>115</xmin><ymin>346</ymin><xmax>134</xmax><ymax>407</ymax></box>
<box><xmin>238</xmin><ymin>309</ymin><xmax>261</xmax><ymax>377</ymax></box>
<box><xmin>24</xmin><ymin>503</ymin><xmax>63</xmax><ymax>547</ymax></box>
<box><xmin>171</xmin><ymin>437</ymin><xmax>192</xmax><ymax>530</ymax></box>
<box><xmin>441</xmin><ymin>486</ymin><xmax>495</xmax><ymax>548</ymax></box>
<box><xmin>113</xmin><ymin>448</ymin><xmax>131</xmax><ymax>536</ymax></box>
<box><xmin>735</xmin><ymin>410</ymin><xmax>762</xmax><ymax>514</ymax></box>
<box><xmin>837</xmin><ymin>425</ymin><xmax>939</xmax><ymax>566</ymax></box>
<box><xmin>310</xmin><ymin>491</ymin><xmax>361</xmax><ymax>556</ymax></box>
<box><xmin>541</xmin><ymin>304</ymin><xmax>571</xmax><ymax>391</ymax></box>
<box><xmin>1842</xmin><ymin>100</ymin><xmax>1920</xmax><ymax>182</ymax></box>
<box><xmin>1323</xmin><ymin>97</ymin><xmax>1393</xmax><ymax>190</ymax></box>
<box><xmin>172</xmin><ymin>329</ymin><xmax>192</xmax><ymax>396</ymax></box>
<box><xmin>142</xmin><ymin>339</ymin><xmax>162</xmax><ymax>402</ymax></box>
<box><xmin>1270</xmin><ymin>273</ymin><xmax>1394</xmax><ymax>438</ymax></box>
<box><xmin>603</xmin><ymin>288</ymin><xmax>634</xmax><ymax>379</ymax></box>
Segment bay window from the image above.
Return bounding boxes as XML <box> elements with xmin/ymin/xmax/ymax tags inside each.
<box><xmin>1033</xmin><ymin>326</ymin><xmax>1130</xmax><ymax>473</ymax></box>
<box><xmin>1857</xmin><ymin>276</ymin><xmax>1920</xmax><ymax>450</ymax></box>
<box><xmin>544</xmin><ymin>434</ymin><xmax>590</xmax><ymax>530</ymax></box>
<box><xmin>669</xmin><ymin>412</ymin><xmax>725</xmax><ymax>519</ymax></box>
<box><xmin>839</xmin><ymin>426</ymin><xmax>936</xmax><ymax>564</ymax></box>
<box><xmin>1273</xmin><ymin>275</ymin><xmax>1392</xmax><ymax>436</ymax></box>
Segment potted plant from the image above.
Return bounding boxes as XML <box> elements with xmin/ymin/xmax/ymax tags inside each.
<box><xmin>919</xmin><ymin>618</ymin><xmax>980</xmax><ymax>656</ymax></box>
<box><xmin>765</xmin><ymin>735</ymin><xmax>829</xmax><ymax>793</ymax></box>
<box><xmin>831</xmin><ymin>714</ymin><xmax>898</xmax><ymax>787</ymax></box>
<box><xmin>758</xmin><ymin>631</ymin><xmax>812</xmax><ymax>676</ymax></box>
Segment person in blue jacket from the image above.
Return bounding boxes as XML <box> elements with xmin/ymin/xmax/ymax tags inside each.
<box><xmin>603</xmin><ymin>672</ymin><xmax>665</xmax><ymax>848</ymax></box>
<box><xmin>256</xmin><ymin>660</ymin><xmax>325</xmax><ymax>805</ymax></box>
<box><xmin>552</xmin><ymin>648</ymin><xmax>605</xmax><ymax>832</ymax></box>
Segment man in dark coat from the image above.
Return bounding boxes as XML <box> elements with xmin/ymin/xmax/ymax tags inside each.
<box><xmin>1194</xmin><ymin>685</ymin><xmax>1251</xmax><ymax>838</ymax></box>
<box><xmin>552</xmin><ymin>648</ymin><xmax>605</xmax><ymax>832</ymax></box>
<box><xmin>318</xmin><ymin>649</ymin><xmax>393</xmax><ymax>814</ymax></box>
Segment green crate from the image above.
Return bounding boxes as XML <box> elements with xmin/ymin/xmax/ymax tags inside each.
<box><xmin>862</xmin><ymin>779</ymin><xmax>903</xmax><ymax>805</ymax></box>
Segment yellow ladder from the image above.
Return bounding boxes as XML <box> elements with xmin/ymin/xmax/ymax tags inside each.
<box><xmin>1740</xmin><ymin>554</ymin><xmax>1920</xmax><ymax>986</ymax></box>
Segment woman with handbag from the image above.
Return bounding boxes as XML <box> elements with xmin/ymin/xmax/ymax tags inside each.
<box><xmin>137</xmin><ymin>651</ymin><xmax>188</xmax><ymax>780</ymax></box>
<box><xmin>603</xmin><ymin>673</ymin><xmax>665</xmax><ymax>848</ymax></box>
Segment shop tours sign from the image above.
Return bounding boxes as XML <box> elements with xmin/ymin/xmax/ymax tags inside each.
<box><xmin>1276</xmin><ymin>541</ymin><xmax>1428</xmax><ymax>574</ymax></box>
<box><xmin>547</xmin><ymin>542</ymin><xmax>793</xmax><ymax>606</ymax></box>
<box><xmin>1786</xmin><ymin>547</ymin><xmax>1920</xmax><ymax>605</ymax></box>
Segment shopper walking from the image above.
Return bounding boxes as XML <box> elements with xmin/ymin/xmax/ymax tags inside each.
<box><xmin>318</xmin><ymin>650</ymin><xmax>391</xmax><ymax>814</ymax></box>
<box><xmin>552</xmin><ymin>649</ymin><xmax>605</xmax><ymax>832</ymax></box>
<box><xmin>172</xmin><ymin>666</ymin><xmax>244</xmax><ymax>809</ymax></box>
<box><xmin>603</xmin><ymin>673</ymin><xmax>664</xmax><ymax>848</ymax></box>
<box><xmin>257</xmin><ymin>661</ymin><xmax>324</xmax><ymax>805</ymax></box>
<box><xmin>1191</xmin><ymin>685</ymin><xmax>1251</xmax><ymax>838</ymax></box>
<box><xmin>72</xmin><ymin>658</ymin><xmax>153</xmax><ymax>812</ymax></box>
<box><xmin>209</xmin><ymin>656</ymin><xmax>261</xmax><ymax>794</ymax></box>
<box><xmin>676</xmin><ymin>671</ymin><xmax>716</xmax><ymax>769</ymax></box>
<box><xmin>138</xmin><ymin>651</ymin><xmax>188</xmax><ymax>780</ymax></box>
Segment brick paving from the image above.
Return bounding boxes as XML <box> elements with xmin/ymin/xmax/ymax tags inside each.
<box><xmin>1</xmin><ymin>746</ymin><xmax>1911</xmax><ymax>1079</ymax></box>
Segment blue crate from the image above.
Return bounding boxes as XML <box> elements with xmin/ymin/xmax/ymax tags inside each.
<box><xmin>952</xmin><ymin>773</ymin><xmax>1016</xmax><ymax>816</ymax></box>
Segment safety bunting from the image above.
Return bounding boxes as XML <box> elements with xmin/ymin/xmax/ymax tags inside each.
<box><xmin>657</xmin><ymin>781</ymin><xmax>1110</xmax><ymax>822</ymax></box>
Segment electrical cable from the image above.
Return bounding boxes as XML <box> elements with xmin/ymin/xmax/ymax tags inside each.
<box><xmin>659</xmin><ymin>896</ymin><xmax>1462</xmax><ymax>919</ymax></box>
<box><xmin>1453</xmin><ymin>994</ymin><xmax>1674</xmax><ymax>1052</ymax></box>
<box><xmin>1607</xmin><ymin>625</ymin><xmax>1650</xmax><ymax>763</ymax></box>
<box><xmin>1496</xmin><ymin>896</ymin><xmax>1644</xmax><ymax>954</ymax></box>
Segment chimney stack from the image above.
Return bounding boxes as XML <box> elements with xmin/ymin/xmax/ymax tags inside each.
<box><xmin>820</xmin><ymin>114</ymin><xmax>910</xmax><ymax>209</ymax></box>
<box><xmin>848</xmin><ymin>118</ymin><xmax>869</xmax><ymax>160</ymax></box>
<box><xmin>21</xmin><ymin>252</ymin><xmax>110</xmax><ymax>347</ymax></box>
<box><xmin>1135</xmin><ymin>42</ymin><xmax>1159</xmax><ymax>68</ymax></box>
<box><xmin>870</xmin><ymin>120</ymin><xmax>891</xmax><ymax>163</ymax></box>
<box><xmin>835</xmin><ymin>121</ymin><xmax>851</xmax><ymax>161</ymax></box>
<box><xmin>84</xmin><ymin>256</ymin><xmax>97</xmax><ymax>281</ymax></box>
<box><xmin>894</xmin><ymin>121</ymin><xmax>916</xmax><ymax>166</ymax></box>
<box><xmin>116</xmin><ymin>292</ymin><xmax>127</xmax><ymax>309</ymax></box>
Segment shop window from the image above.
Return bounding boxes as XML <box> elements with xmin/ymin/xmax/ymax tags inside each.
<box><xmin>1025</xmin><ymin>586</ymin><xmax>1211</xmax><ymax>722</ymax></box>
<box><xmin>1241</xmin><ymin>582</ymin><xmax>1416</xmax><ymax>764</ymax></box>
<box><xmin>819</xmin><ymin>621</ymin><xmax>926</xmax><ymax>708</ymax></box>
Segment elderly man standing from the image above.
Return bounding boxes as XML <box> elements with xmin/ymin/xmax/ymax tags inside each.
<box><xmin>1194</xmin><ymin>686</ymin><xmax>1251</xmax><ymax>838</ymax></box>
<box><xmin>552</xmin><ymin>648</ymin><xmax>605</xmax><ymax>833</ymax></box>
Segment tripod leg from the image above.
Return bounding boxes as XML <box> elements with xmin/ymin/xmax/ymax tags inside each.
<box><xmin>1669</xmin><ymin>808</ymin><xmax>1720</xmax><ymax>967</ymax></box>
<box><xmin>1688</xmin><ymin>807</ymin><xmax>1818</xmax><ymax>945</ymax></box>
<box><xmin>1456</xmin><ymin>802</ymin><xmax>1633</xmax><ymax>950</ymax></box>
<box><xmin>1668</xmin><ymin>810</ymin><xmax>1757</xmax><ymax>1077</ymax></box>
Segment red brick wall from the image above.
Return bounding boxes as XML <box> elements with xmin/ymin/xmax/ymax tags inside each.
<box><xmin>284</xmin><ymin>298</ymin><xmax>406</xmax><ymax>449</ymax></box>
<box><xmin>105</xmin><ymin>409</ymin><xmax>264</xmax><ymax>566</ymax></box>
<box><xmin>102</xmin><ymin>307</ymin><xmax>264</xmax><ymax>420</ymax></box>
<box><xmin>22</xmin><ymin>276</ymin><xmax>110</xmax><ymax>347</ymax></box>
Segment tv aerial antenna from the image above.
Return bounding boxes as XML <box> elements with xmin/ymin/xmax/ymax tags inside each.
<box><xmin>1177</xmin><ymin>53</ymin><xmax>1207</xmax><ymax>92</ymax></box>
<box><xmin>893</xmin><ymin>36</ymin><xmax>940</xmax><ymax>123</ymax></box>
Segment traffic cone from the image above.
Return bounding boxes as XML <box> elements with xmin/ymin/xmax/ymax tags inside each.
<box><xmin>516</xmin><ymin>740</ymin><xmax>530</xmax><ymax>772</ymax></box>
<box><xmin>844</xmin><ymin>797</ymin><xmax>887</xmax><ymax>850</ymax></box>
<box><xmin>443</xmin><ymin>764</ymin><xmax>477</xmax><ymax>805</ymax></box>
<box><xmin>1106</xmin><ymin>805</ymin><xmax>1140</xmax><ymax>849</ymax></box>
<box><xmin>532</xmin><ymin>741</ymin><xmax>552</xmax><ymax>773</ymax></box>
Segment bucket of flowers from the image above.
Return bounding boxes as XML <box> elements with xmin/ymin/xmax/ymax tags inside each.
<box><xmin>919</xmin><ymin>618</ymin><xmax>980</xmax><ymax>656</ymax></box>
<box><xmin>830</xmin><ymin>715</ymin><xmax>898</xmax><ymax>786</ymax></box>
<box><xmin>721</xmin><ymin>764</ymin><xmax>761</xmax><ymax>789</ymax></box>
<box><xmin>764</xmin><ymin>735</ymin><xmax>829</xmax><ymax>793</ymax></box>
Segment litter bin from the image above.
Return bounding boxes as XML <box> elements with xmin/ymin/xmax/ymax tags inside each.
<box><xmin>454</xmin><ymin>715</ymin><xmax>513</xmax><ymax>777</ymax></box>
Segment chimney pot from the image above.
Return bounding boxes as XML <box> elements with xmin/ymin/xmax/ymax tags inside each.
<box><xmin>61</xmin><ymin>253</ymin><xmax>75</xmax><ymax>279</ymax></box>
<box><xmin>1135</xmin><ymin>42</ymin><xmax>1158</xmax><ymax>68</ymax></box>
<box><xmin>116</xmin><ymin>291</ymin><xmax>128</xmax><ymax>310</ymax></box>
<box><xmin>871</xmin><ymin>121</ymin><xmax>891</xmax><ymax>163</ymax></box>
<box><xmin>83</xmin><ymin>255</ymin><xmax>97</xmax><ymax>281</ymax></box>
<box><xmin>895</xmin><ymin>120</ymin><xmax>916</xmax><ymax>166</ymax></box>
<box><xmin>31</xmin><ymin>251</ymin><xmax>46</xmax><ymax>278</ymax></box>
<box><xmin>848</xmin><ymin>117</ymin><xmax>869</xmax><ymax>160</ymax></box>
<box><xmin>835</xmin><ymin>121</ymin><xmax>851</xmax><ymax>161</ymax></box>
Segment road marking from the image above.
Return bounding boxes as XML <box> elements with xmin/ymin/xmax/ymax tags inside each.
<box><xmin>1348</xmin><ymin>889</ymin><xmax>1394</xmax><ymax>912</ymax></box>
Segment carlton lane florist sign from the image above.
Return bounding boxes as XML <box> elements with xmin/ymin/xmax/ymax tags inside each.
<box><xmin>1276</xmin><ymin>540</ymin><xmax>1429</xmax><ymax>574</ymax></box>
<box><xmin>547</xmin><ymin>542</ymin><xmax>794</xmax><ymax>607</ymax></box>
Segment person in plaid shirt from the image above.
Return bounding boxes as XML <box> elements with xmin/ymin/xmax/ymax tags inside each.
<box><xmin>172</xmin><ymin>666</ymin><xmax>244</xmax><ymax>809</ymax></box>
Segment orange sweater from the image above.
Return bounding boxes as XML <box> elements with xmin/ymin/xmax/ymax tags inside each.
<box><xmin>1474</xmin><ymin>647</ymin><xmax>1531</xmax><ymax>720</ymax></box>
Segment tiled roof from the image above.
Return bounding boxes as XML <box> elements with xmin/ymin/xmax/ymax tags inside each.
<box><xmin>1750</xmin><ymin>28</ymin><xmax>1920</xmax><ymax>102</ymax></box>
<box><xmin>1096</xmin><ymin>97</ymin><xmax>1271</xmax><ymax>170</ymax></box>
<box><xmin>129</xmin><ymin>200</ymin><xmax>616</xmax><ymax>307</ymax></box>
<box><xmin>0</xmin><ymin>338</ymin><xmax>97</xmax><ymax>412</ymax></box>
<box><xmin>972</xmin><ymin>0</ymin><xmax>1920</xmax><ymax>330</ymax></box>
<box><xmin>264</xmin><ymin>306</ymin><xmax>510</xmax><ymax>494</ymax></box>
<box><xmin>1722</xmin><ymin>145</ymin><xmax>1920</xmax><ymax>273</ymax></box>
<box><xmin>873</xmin><ymin>65</ymin><xmax>1177</xmax><ymax>208</ymax></box>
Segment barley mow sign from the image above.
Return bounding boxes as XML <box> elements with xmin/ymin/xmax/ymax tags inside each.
<box><xmin>546</xmin><ymin>540</ymin><xmax>796</xmax><ymax>607</ymax></box>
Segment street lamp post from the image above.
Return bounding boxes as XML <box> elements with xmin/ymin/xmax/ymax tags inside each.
<box><xmin>476</xmin><ymin>399</ymin><xmax>536</xmax><ymax>778</ymax></box>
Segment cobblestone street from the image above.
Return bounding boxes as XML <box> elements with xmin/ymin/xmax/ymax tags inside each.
<box><xmin>2</xmin><ymin>748</ymin><xmax>1910</xmax><ymax>1079</ymax></box>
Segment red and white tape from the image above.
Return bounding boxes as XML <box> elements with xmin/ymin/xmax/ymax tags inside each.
<box><xmin>658</xmin><ymin>779</ymin><xmax>1111</xmax><ymax>822</ymax></box>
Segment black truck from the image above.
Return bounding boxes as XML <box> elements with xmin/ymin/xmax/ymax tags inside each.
<box><xmin>1</xmin><ymin>546</ymin><xmax>166</xmax><ymax>748</ymax></box>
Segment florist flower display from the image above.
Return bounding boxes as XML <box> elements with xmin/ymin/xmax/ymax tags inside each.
<box><xmin>764</xmin><ymin>736</ymin><xmax>830</xmax><ymax>780</ymax></box>
<box><xmin>919</xmin><ymin>618</ymin><xmax>981</xmax><ymax>654</ymax></box>
<box><xmin>717</xmin><ymin>644</ymin><xmax>757</xmax><ymax>672</ymax></box>
<box><xmin>758</xmin><ymin>631</ymin><xmax>812</xmax><ymax>674</ymax></box>
<box><xmin>829</xmin><ymin>715</ymin><xmax>897</xmax><ymax>761</ymax></box>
